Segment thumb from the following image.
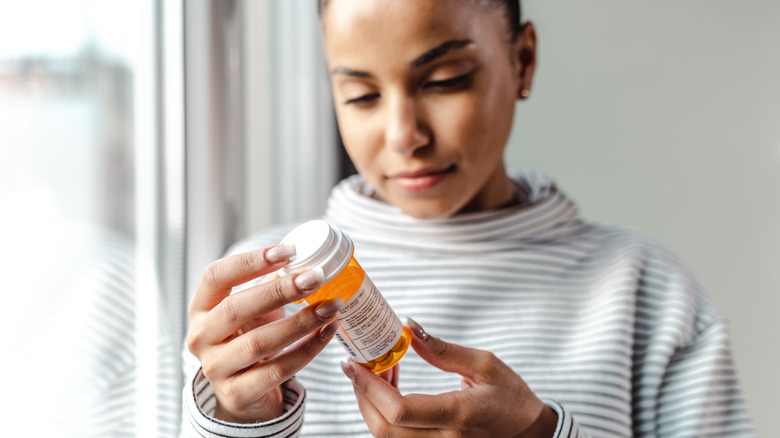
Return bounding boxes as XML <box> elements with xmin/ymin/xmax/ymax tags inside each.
<box><xmin>406</xmin><ymin>318</ymin><xmax>496</xmax><ymax>381</ymax></box>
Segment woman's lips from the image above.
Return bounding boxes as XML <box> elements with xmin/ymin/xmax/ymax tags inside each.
<box><xmin>388</xmin><ymin>165</ymin><xmax>456</xmax><ymax>193</ymax></box>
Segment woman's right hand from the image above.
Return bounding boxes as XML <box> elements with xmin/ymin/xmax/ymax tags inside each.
<box><xmin>186</xmin><ymin>244</ymin><xmax>343</xmax><ymax>423</ymax></box>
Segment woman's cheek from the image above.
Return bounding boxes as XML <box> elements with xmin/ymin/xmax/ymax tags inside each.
<box><xmin>341</xmin><ymin>115</ymin><xmax>379</xmax><ymax>170</ymax></box>
<box><xmin>439</xmin><ymin>94</ymin><xmax>489</xmax><ymax>147</ymax></box>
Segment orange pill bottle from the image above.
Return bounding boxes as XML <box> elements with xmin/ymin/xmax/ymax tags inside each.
<box><xmin>278</xmin><ymin>220</ymin><xmax>410</xmax><ymax>373</ymax></box>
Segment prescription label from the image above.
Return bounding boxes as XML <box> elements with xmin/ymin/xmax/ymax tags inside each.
<box><xmin>333</xmin><ymin>275</ymin><xmax>403</xmax><ymax>362</ymax></box>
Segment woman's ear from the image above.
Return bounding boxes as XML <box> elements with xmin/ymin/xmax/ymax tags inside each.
<box><xmin>513</xmin><ymin>22</ymin><xmax>537</xmax><ymax>100</ymax></box>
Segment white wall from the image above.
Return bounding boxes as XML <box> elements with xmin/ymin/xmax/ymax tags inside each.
<box><xmin>508</xmin><ymin>1</ymin><xmax>779</xmax><ymax>435</ymax></box>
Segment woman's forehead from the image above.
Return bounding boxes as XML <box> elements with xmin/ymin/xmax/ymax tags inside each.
<box><xmin>321</xmin><ymin>0</ymin><xmax>505</xmax><ymax>68</ymax></box>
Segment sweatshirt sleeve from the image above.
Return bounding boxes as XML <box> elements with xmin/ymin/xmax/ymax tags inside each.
<box><xmin>181</xmin><ymin>367</ymin><xmax>306</xmax><ymax>438</ymax></box>
<box><xmin>651</xmin><ymin>317</ymin><xmax>753</xmax><ymax>436</ymax></box>
<box><xmin>543</xmin><ymin>399</ymin><xmax>588</xmax><ymax>438</ymax></box>
<box><xmin>538</xmin><ymin>248</ymin><xmax>753</xmax><ymax>437</ymax></box>
<box><xmin>540</xmin><ymin>316</ymin><xmax>753</xmax><ymax>438</ymax></box>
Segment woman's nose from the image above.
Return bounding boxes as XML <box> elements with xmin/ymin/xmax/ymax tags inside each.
<box><xmin>385</xmin><ymin>97</ymin><xmax>430</xmax><ymax>156</ymax></box>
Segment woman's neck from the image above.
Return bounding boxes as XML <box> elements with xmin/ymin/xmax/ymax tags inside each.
<box><xmin>459</xmin><ymin>170</ymin><xmax>526</xmax><ymax>214</ymax></box>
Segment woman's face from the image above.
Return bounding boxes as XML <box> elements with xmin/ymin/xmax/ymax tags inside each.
<box><xmin>322</xmin><ymin>0</ymin><xmax>535</xmax><ymax>219</ymax></box>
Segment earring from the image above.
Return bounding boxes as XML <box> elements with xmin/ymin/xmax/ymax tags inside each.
<box><xmin>520</xmin><ymin>88</ymin><xmax>530</xmax><ymax>98</ymax></box>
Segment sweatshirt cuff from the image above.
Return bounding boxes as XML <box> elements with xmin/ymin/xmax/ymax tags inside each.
<box><xmin>182</xmin><ymin>367</ymin><xmax>305</xmax><ymax>438</ymax></box>
<box><xmin>542</xmin><ymin>399</ymin><xmax>585</xmax><ymax>438</ymax></box>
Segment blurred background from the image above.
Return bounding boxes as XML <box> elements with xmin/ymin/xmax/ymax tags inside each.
<box><xmin>0</xmin><ymin>0</ymin><xmax>776</xmax><ymax>436</ymax></box>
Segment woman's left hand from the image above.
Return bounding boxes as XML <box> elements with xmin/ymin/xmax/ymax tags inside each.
<box><xmin>341</xmin><ymin>319</ymin><xmax>558</xmax><ymax>437</ymax></box>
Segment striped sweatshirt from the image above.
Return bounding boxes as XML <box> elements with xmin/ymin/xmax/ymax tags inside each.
<box><xmin>183</xmin><ymin>173</ymin><xmax>754</xmax><ymax>437</ymax></box>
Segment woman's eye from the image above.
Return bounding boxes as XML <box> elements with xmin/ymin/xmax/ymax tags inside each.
<box><xmin>425</xmin><ymin>74</ymin><xmax>471</xmax><ymax>90</ymax></box>
<box><xmin>344</xmin><ymin>93</ymin><xmax>380</xmax><ymax>106</ymax></box>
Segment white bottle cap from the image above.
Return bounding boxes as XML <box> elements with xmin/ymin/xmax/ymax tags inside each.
<box><xmin>277</xmin><ymin>219</ymin><xmax>354</xmax><ymax>282</ymax></box>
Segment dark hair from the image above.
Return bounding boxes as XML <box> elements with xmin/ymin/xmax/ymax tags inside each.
<box><xmin>480</xmin><ymin>0</ymin><xmax>522</xmax><ymax>41</ymax></box>
<box><xmin>318</xmin><ymin>0</ymin><xmax>523</xmax><ymax>41</ymax></box>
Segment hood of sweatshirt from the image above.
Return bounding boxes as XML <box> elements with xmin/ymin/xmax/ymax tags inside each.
<box><xmin>323</xmin><ymin>172</ymin><xmax>587</xmax><ymax>254</ymax></box>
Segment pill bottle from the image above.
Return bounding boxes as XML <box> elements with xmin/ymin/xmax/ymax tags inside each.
<box><xmin>278</xmin><ymin>219</ymin><xmax>410</xmax><ymax>373</ymax></box>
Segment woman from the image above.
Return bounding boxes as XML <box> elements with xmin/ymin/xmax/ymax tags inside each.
<box><xmin>183</xmin><ymin>0</ymin><xmax>753</xmax><ymax>436</ymax></box>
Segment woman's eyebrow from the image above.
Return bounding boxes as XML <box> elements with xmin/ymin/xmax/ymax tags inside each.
<box><xmin>330</xmin><ymin>39</ymin><xmax>474</xmax><ymax>78</ymax></box>
<box><xmin>331</xmin><ymin>67</ymin><xmax>374</xmax><ymax>78</ymax></box>
<box><xmin>411</xmin><ymin>39</ymin><xmax>474</xmax><ymax>68</ymax></box>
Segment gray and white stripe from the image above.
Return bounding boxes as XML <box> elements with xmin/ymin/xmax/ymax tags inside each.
<box><xmin>184</xmin><ymin>173</ymin><xmax>753</xmax><ymax>437</ymax></box>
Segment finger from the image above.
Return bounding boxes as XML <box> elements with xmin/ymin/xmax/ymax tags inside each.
<box><xmin>378</xmin><ymin>364</ymin><xmax>399</xmax><ymax>389</ymax></box>
<box><xmin>234</xmin><ymin>272</ymin><xmax>281</xmax><ymax>334</ymax></box>
<box><xmin>234</xmin><ymin>271</ymin><xmax>299</xmax><ymax>334</ymax></box>
<box><xmin>351</xmin><ymin>382</ymin><xmax>440</xmax><ymax>438</ymax></box>
<box><xmin>225</xmin><ymin>320</ymin><xmax>342</xmax><ymax>402</ymax></box>
<box><xmin>194</xmin><ymin>269</ymin><xmax>326</xmax><ymax>345</ymax></box>
<box><xmin>218</xmin><ymin>297</ymin><xmax>344</xmax><ymax>373</ymax></box>
<box><xmin>190</xmin><ymin>245</ymin><xmax>296</xmax><ymax>313</ymax></box>
<box><xmin>407</xmin><ymin>318</ymin><xmax>500</xmax><ymax>383</ymax></box>
<box><xmin>258</xmin><ymin>271</ymin><xmax>279</xmax><ymax>285</ymax></box>
<box><xmin>238</xmin><ymin>307</ymin><xmax>285</xmax><ymax>336</ymax></box>
<box><xmin>342</xmin><ymin>360</ymin><xmax>458</xmax><ymax>428</ymax></box>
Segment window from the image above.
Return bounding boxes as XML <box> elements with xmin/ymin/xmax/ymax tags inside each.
<box><xmin>0</xmin><ymin>1</ymin><xmax>184</xmax><ymax>435</ymax></box>
<box><xmin>0</xmin><ymin>1</ymin><xmax>339</xmax><ymax>435</ymax></box>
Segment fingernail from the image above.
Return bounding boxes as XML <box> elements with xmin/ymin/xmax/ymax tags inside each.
<box><xmin>315</xmin><ymin>297</ymin><xmax>343</xmax><ymax>319</ymax></box>
<box><xmin>406</xmin><ymin>317</ymin><xmax>429</xmax><ymax>341</ymax></box>
<box><xmin>295</xmin><ymin>268</ymin><xmax>325</xmax><ymax>290</ymax></box>
<box><xmin>319</xmin><ymin>319</ymin><xmax>341</xmax><ymax>340</ymax></box>
<box><xmin>265</xmin><ymin>244</ymin><xmax>296</xmax><ymax>263</ymax></box>
<box><xmin>340</xmin><ymin>360</ymin><xmax>355</xmax><ymax>381</ymax></box>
